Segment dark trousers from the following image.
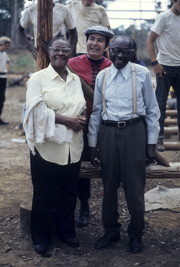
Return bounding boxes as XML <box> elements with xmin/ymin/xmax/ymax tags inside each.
<box><xmin>78</xmin><ymin>133</ymin><xmax>90</xmax><ymax>202</ymax></box>
<box><xmin>0</xmin><ymin>78</ymin><xmax>7</xmax><ymax>116</ymax></box>
<box><xmin>156</xmin><ymin>65</ymin><xmax>180</xmax><ymax>138</ymax></box>
<box><xmin>30</xmin><ymin>151</ymin><xmax>80</xmax><ymax>245</ymax></box>
<box><xmin>98</xmin><ymin>120</ymin><xmax>146</xmax><ymax>238</ymax></box>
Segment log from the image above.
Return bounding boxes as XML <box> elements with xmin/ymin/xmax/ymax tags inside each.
<box><xmin>36</xmin><ymin>0</ymin><xmax>53</xmax><ymax>70</ymax></box>
<box><xmin>155</xmin><ymin>151</ymin><xmax>170</xmax><ymax>167</ymax></box>
<box><xmin>164</xmin><ymin>118</ymin><xmax>177</xmax><ymax>126</ymax></box>
<box><xmin>20</xmin><ymin>161</ymin><xmax>180</xmax><ymax>233</ymax></box>
<box><xmin>164</xmin><ymin>142</ymin><xmax>180</xmax><ymax>150</ymax></box>
<box><xmin>79</xmin><ymin>161</ymin><xmax>180</xmax><ymax>179</ymax></box>
<box><xmin>164</xmin><ymin>127</ymin><xmax>178</xmax><ymax>135</ymax></box>
<box><xmin>20</xmin><ymin>202</ymin><xmax>31</xmax><ymax>234</ymax></box>
<box><xmin>165</xmin><ymin>110</ymin><xmax>177</xmax><ymax>117</ymax></box>
<box><xmin>146</xmin><ymin>162</ymin><xmax>180</xmax><ymax>178</ymax></box>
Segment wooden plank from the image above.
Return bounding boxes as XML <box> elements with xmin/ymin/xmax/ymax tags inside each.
<box><xmin>79</xmin><ymin>161</ymin><xmax>180</xmax><ymax>179</ymax></box>
<box><xmin>164</xmin><ymin>142</ymin><xmax>180</xmax><ymax>150</ymax></box>
<box><xmin>36</xmin><ymin>0</ymin><xmax>53</xmax><ymax>70</ymax></box>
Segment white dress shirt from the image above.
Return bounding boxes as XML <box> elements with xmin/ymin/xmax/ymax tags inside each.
<box><xmin>88</xmin><ymin>62</ymin><xmax>160</xmax><ymax>146</ymax></box>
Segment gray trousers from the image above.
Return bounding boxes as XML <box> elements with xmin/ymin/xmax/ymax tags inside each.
<box><xmin>98</xmin><ymin>119</ymin><xmax>146</xmax><ymax>238</ymax></box>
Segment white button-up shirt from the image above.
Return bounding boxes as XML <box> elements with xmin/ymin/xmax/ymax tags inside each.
<box><xmin>88</xmin><ymin>62</ymin><xmax>160</xmax><ymax>146</ymax></box>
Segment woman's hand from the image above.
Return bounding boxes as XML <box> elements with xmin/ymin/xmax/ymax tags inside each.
<box><xmin>67</xmin><ymin>115</ymin><xmax>87</xmax><ymax>132</ymax></box>
<box><xmin>55</xmin><ymin>114</ymin><xmax>87</xmax><ymax>132</ymax></box>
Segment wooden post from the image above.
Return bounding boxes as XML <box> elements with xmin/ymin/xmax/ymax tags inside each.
<box><xmin>36</xmin><ymin>0</ymin><xmax>53</xmax><ymax>70</ymax></box>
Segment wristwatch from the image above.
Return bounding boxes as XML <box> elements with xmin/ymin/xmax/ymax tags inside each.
<box><xmin>151</xmin><ymin>60</ymin><xmax>159</xmax><ymax>66</ymax></box>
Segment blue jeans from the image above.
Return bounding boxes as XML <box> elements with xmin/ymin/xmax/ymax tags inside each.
<box><xmin>156</xmin><ymin>65</ymin><xmax>180</xmax><ymax>138</ymax></box>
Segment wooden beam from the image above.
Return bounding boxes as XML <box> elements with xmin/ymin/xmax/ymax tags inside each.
<box><xmin>36</xmin><ymin>0</ymin><xmax>53</xmax><ymax>70</ymax></box>
<box><xmin>164</xmin><ymin>118</ymin><xmax>177</xmax><ymax>126</ymax></box>
<box><xmin>79</xmin><ymin>161</ymin><xmax>180</xmax><ymax>179</ymax></box>
<box><xmin>146</xmin><ymin>162</ymin><xmax>180</xmax><ymax>178</ymax></box>
<box><xmin>164</xmin><ymin>142</ymin><xmax>180</xmax><ymax>150</ymax></box>
<box><xmin>165</xmin><ymin>110</ymin><xmax>177</xmax><ymax>117</ymax></box>
<box><xmin>164</xmin><ymin>127</ymin><xmax>178</xmax><ymax>135</ymax></box>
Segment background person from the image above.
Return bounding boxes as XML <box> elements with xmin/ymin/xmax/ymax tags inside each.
<box><xmin>68</xmin><ymin>25</ymin><xmax>113</xmax><ymax>227</ymax></box>
<box><xmin>130</xmin><ymin>38</ymin><xmax>147</xmax><ymax>67</ymax></box>
<box><xmin>146</xmin><ymin>0</ymin><xmax>180</xmax><ymax>151</ymax></box>
<box><xmin>23</xmin><ymin>37</ymin><xmax>86</xmax><ymax>255</ymax></box>
<box><xmin>88</xmin><ymin>36</ymin><xmax>160</xmax><ymax>253</ymax></box>
<box><xmin>0</xmin><ymin>36</ymin><xmax>11</xmax><ymax>125</ymax></box>
<box><xmin>17</xmin><ymin>1</ymin><xmax>77</xmax><ymax>58</ymax></box>
<box><xmin>68</xmin><ymin>0</ymin><xmax>111</xmax><ymax>55</ymax></box>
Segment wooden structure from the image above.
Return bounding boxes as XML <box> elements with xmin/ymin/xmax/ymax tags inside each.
<box><xmin>165</xmin><ymin>118</ymin><xmax>178</xmax><ymax>126</ymax></box>
<box><xmin>164</xmin><ymin>127</ymin><xmax>178</xmax><ymax>135</ymax></box>
<box><xmin>165</xmin><ymin>110</ymin><xmax>177</xmax><ymax>117</ymax></box>
<box><xmin>20</xmin><ymin>161</ymin><xmax>180</xmax><ymax>233</ymax></box>
<box><xmin>80</xmin><ymin>161</ymin><xmax>180</xmax><ymax>179</ymax></box>
<box><xmin>164</xmin><ymin>142</ymin><xmax>180</xmax><ymax>150</ymax></box>
<box><xmin>36</xmin><ymin>0</ymin><xmax>53</xmax><ymax>70</ymax></box>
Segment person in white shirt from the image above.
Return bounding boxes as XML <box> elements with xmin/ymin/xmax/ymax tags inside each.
<box><xmin>17</xmin><ymin>2</ymin><xmax>77</xmax><ymax>58</ymax></box>
<box><xmin>68</xmin><ymin>0</ymin><xmax>110</xmax><ymax>55</ymax></box>
<box><xmin>146</xmin><ymin>0</ymin><xmax>180</xmax><ymax>151</ymax></box>
<box><xmin>88</xmin><ymin>36</ymin><xmax>160</xmax><ymax>253</ymax></box>
<box><xmin>23</xmin><ymin>37</ymin><xmax>86</xmax><ymax>255</ymax></box>
<box><xmin>0</xmin><ymin>36</ymin><xmax>11</xmax><ymax>125</ymax></box>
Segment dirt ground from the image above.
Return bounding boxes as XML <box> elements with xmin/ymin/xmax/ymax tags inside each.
<box><xmin>0</xmin><ymin>83</ymin><xmax>180</xmax><ymax>267</ymax></box>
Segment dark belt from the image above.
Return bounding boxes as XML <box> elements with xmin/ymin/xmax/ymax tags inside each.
<box><xmin>101</xmin><ymin>116</ymin><xmax>143</xmax><ymax>128</ymax></box>
<box><xmin>0</xmin><ymin>72</ymin><xmax>6</xmax><ymax>75</ymax></box>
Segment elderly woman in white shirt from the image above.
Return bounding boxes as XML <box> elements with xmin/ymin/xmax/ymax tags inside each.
<box><xmin>23</xmin><ymin>37</ymin><xmax>86</xmax><ymax>255</ymax></box>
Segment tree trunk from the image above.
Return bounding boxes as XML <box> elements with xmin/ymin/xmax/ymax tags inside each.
<box><xmin>11</xmin><ymin>0</ymin><xmax>18</xmax><ymax>49</ymax></box>
<box><xmin>36</xmin><ymin>0</ymin><xmax>53</xmax><ymax>70</ymax></box>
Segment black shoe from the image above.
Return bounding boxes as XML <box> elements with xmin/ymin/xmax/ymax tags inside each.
<box><xmin>129</xmin><ymin>237</ymin><xmax>142</xmax><ymax>253</ymax></box>
<box><xmin>76</xmin><ymin>200</ymin><xmax>89</xmax><ymax>227</ymax></box>
<box><xmin>156</xmin><ymin>138</ymin><xmax>165</xmax><ymax>152</ymax></box>
<box><xmin>95</xmin><ymin>232</ymin><xmax>120</xmax><ymax>250</ymax></box>
<box><xmin>60</xmin><ymin>237</ymin><xmax>80</xmax><ymax>248</ymax></box>
<box><xmin>0</xmin><ymin>119</ymin><xmax>9</xmax><ymax>125</ymax></box>
<box><xmin>76</xmin><ymin>211</ymin><xmax>89</xmax><ymax>227</ymax></box>
<box><xmin>34</xmin><ymin>243</ymin><xmax>48</xmax><ymax>255</ymax></box>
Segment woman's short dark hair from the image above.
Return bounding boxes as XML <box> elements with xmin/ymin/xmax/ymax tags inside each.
<box><xmin>48</xmin><ymin>36</ymin><xmax>71</xmax><ymax>50</ymax></box>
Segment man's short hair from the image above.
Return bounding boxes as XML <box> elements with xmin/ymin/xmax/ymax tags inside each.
<box><xmin>109</xmin><ymin>36</ymin><xmax>134</xmax><ymax>49</ymax></box>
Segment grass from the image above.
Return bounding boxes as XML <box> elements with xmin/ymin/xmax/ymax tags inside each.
<box><xmin>8</xmin><ymin>49</ymin><xmax>34</xmax><ymax>74</ymax></box>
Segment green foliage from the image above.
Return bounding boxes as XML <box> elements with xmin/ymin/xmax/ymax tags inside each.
<box><xmin>9</xmin><ymin>49</ymin><xmax>34</xmax><ymax>74</ymax></box>
<box><xmin>113</xmin><ymin>21</ymin><xmax>154</xmax><ymax>62</ymax></box>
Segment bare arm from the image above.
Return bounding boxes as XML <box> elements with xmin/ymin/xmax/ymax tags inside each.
<box><xmin>17</xmin><ymin>23</ymin><xmax>37</xmax><ymax>60</ymax></box>
<box><xmin>68</xmin><ymin>28</ymin><xmax>77</xmax><ymax>57</ymax></box>
<box><xmin>6</xmin><ymin>62</ymin><xmax>10</xmax><ymax>72</ymax></box>
<box><xmin>146</xmin><ymin>31</ymin><xmax>165</xmax><ymax>77</ymax></box>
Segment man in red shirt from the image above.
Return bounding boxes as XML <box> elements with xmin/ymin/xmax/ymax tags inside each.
<box><xmin>68</xmin><ymin>25</ymin><xmax>114</xmax><ymax>227</ymax></box>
